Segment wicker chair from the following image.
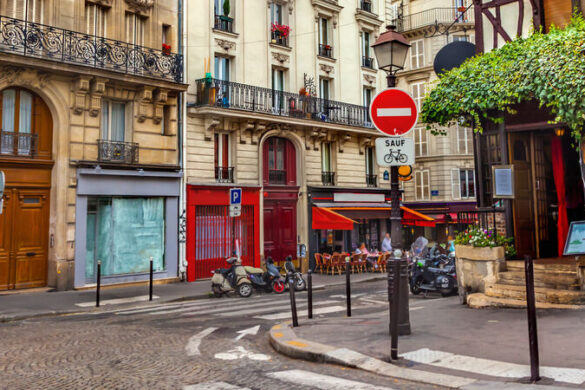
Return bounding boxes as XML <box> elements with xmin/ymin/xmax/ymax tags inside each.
<box><xmin>314</xmin><ymin>253</ymin><xmax>324</xmax><ymax>274</ymax></box>
<box><xmin>329</xmin><ymin>253</ymin><xmax>343</xmax><ymax>275</ymax></box>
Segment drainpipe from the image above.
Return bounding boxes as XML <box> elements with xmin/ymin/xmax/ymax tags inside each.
<box><xmin>177</xmin><ymin>0</ymin><xmax>187</xmax><ymax>280</ymax></box>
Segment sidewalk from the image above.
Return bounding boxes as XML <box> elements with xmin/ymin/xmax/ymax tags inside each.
<box><xmin>0</xmin><ymin>272</ymin><xmax>384</xmax><ymax>322</ymax></box>
<box><xmin>269</xmin><ymin>295</ymin><xmax>585</xmax><ymax>389</ymax></box>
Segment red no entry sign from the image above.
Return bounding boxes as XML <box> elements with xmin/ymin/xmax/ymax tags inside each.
<box><xmin>369</xmin><ymin>88</ymin><xmax>418</xmax><ymax>136</ymax></box>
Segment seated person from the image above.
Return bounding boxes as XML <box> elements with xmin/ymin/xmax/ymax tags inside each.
<box><xmin>355</xmin><ymin>242</ymin><xmax>369</xmax><ymax>255</ymax></box>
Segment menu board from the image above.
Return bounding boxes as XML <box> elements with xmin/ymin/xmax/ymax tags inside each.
<box><xmin>563</xmin><ymin>221</ymin><xmax>585</xmax><ymax>255</ymax></box>
<box><xmin>492</xmin><ymin>165</ymin><xmax>515</xmax><ymax>199</ymax></box>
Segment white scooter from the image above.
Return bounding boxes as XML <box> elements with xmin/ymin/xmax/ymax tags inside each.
<box><xmin>211</xmin><ymin>255</ymin><xmax>253</xmax><ymax>298</ymax></box>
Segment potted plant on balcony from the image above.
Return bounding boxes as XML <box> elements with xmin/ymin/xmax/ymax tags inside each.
<box><xmin>162</xmin><ymin>43</ymin><xmax>171</xmax><ymax>56</ymax></box>
<box><xmin>271</xmin><ymin>23</ymin><xmax>291</xmax><ymax>44</ymax></box>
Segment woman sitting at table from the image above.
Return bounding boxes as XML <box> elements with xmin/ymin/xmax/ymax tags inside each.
<box><xmin>355</xmin><ymin>242</ymin><xmax>369</xmax><ymax>255</ymax></box>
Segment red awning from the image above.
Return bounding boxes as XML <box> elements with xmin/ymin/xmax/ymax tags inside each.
<box><xmin>312</xmin><ymin>207</ymin><xmax>357</xmax><ymax>230</ymax></box>
<box><xmin>400</xmin><ymin>207</ymin><xmax>436</xmax><ymax>227</ymax></box>
<box><xmin>318</xmin><ymin>203</ymin><xmax>436</xmax><ymax>228</ymax></box>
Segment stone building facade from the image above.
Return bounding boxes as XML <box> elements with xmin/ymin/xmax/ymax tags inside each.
<box><xmin>0</xmin><ymin>0</ymin><xmax>186</xmax><ymax>290</ymax></box>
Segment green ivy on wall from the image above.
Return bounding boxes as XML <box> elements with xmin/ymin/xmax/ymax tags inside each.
<box><xmin>420</xmin><ymin>14</ymin><xmax>585</xmax><ymax>142</ymax></box>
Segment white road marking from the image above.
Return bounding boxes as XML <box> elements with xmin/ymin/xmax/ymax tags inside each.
<box><xmin>115</xmin><ymin>299</ymin><xmax>215</xmax><ymax>315</ymax></box>
<box><xmin>401</xmin><ymin>348</ymin><xmax>585</xmax><ymax>385</ymax></box>
<box><xmin>214</xmin><ymin>346</ymin><xmax>270</xmax><ymax>361</ymax></box>
<box><xmin>330</xmin><ymin>293</ymin><xmax>367</xmax><ymax>299</ymax></box>
<box><xmin>184</xmin><ymin>382</ymin><xmax>250</xmax><ymax>390</ymax></box>
<box><xmin>217</xmin><ymin>300</ymin><xmax>340</xmax><ymax>318</ymax></box>
<box><xmin>409</xmin><ymin>306</ymin><xmax>424</xmax><ymax>311</ymax></box>
<box><xmin>377</xmin><ymin>108</ymin><xmax>412</xmax><ymax>117</ymax></box>
<box><xmin>185</xmin><ymin>327</ymin><xmax>218</xmax><ymax>356</ymax></box>
<box><xmin>234</xmin><ymin>325</ymin><xmax>260</xmax><ymax>341</ymax></box>
<box><xmin>75</xmin><ymin>295</ymin><xmax>159</xmax><ymax>307</ymax></box>
<box><xmin>255</xmin><ymin>305</ymin><xmax>346</xmax><ymax>320</ymax></box>
<box><xmin>267</xmin><ymin>369</ymin><xmax>394</xmax><ymax>390</ymax></box>
<box><xmin>359</xmin><ymin>298</ymin><xmax>388</xmax><ymax>305</ymax></box>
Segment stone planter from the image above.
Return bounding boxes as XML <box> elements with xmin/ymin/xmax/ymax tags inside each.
<box><xmin>455</xmin><ymin>244</ymin><xmax>505</xmax><ymax>304</ymax></box>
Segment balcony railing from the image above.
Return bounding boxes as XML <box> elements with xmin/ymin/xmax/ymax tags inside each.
<box><xmin>271</xmin><ymin>31</ymin><xmax>288</xmax><ymax>47</ymax></box>
<box><xmin>195</xmin><ymin>78</ymin><xmax>373</xmax><ymax>129</ymax></box>
<box><xmin>214</xmin><ymin>14</ymin><xmax>234</xmax><ymax>33</ymax></box>
<box><xmin>97</xmin><ymin>140</ymin><xmax>139</xmax><ymax>164</ymax></box>
<box><xmin>0</xmin><ymin>15</ymin><xmax>183</xmax><ymax>82</ymax></box>
<box><xmin>215</xmin><ymin>166</ymin><xmax>234</xmax><ymax>183</ymax></box>
<box><xmin>318</xmin><ymin>44</ymin><xmax>333</xmax><ymax>58</ymax></box>
<box><xmin>362</xmin><ymin>56</ymin><xmax>374</xmax><ymax>69</ymax></box>
<box><xmin>360</xmin><ymin>1</ymin><xmax>372</xmax><ymax>13</ymax></box>
<box><xmin>0</xmin><ymin>131</ymin><xmax>37</xmax><ymax>157</ymax></box>
<box><xmin>366</xmin><ymin>174</ymin><xmax>378</xmax><ymax>187</ymax></box>
<box><xmin>322</xmin><ymin>171</ymin><xmax>335</xmax><ymax>186</ymax></box>
<box><xmin>268</xmin><ymin>169</ymin><xmax>286</xmax><ymax>184</ymax></box>
<box><xmin>395</xmin><ymin>7</ymin><xmax>474</xmax><ymax>33</ymax></box>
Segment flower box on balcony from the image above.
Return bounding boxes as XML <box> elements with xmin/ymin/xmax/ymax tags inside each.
<box><xmin>162</xmin><ymin>43</ymin><xmax>171</xmax><ymax>56</ymax></box>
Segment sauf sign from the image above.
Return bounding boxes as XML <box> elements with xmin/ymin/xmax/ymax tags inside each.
<box><xmin>375</xmin><ymin>137</ymin><xmax>415</xmax><ymax>166</ymax></box>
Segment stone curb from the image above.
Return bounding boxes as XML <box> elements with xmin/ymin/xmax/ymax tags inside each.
<box><xmin>268</xmin><ymin>323</ymin><xmax>572</xmax><ymax>390</ymax></box>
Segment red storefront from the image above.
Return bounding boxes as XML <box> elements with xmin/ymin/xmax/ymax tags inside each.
<box><xmin>186</xmin><ymin>185</ymin><xmax>261</xmax><ymax>281</ymax></box>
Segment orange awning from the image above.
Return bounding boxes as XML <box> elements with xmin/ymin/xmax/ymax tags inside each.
<box><xmin>312</xmin><ymin>207</ymin><xmax>357</xmax><ymax>230</ymax></box>
<box><xmin>322</xmin><ymin>205</ymin><xmax>436</xmax><ymax>227</ymax></box>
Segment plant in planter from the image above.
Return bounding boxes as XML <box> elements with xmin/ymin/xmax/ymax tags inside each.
<box><xmin>455</xmin><ymin>225</ymin><xmax>516</xmax><ymax>259</ymax></box>
<box><xmin>223</xmin><ymin>0</ymin><xmax>230</xmax><ymax>17</ymax></box>
<box><xmin>271</xmin><ymin>23</ymin><xmax>291</xmax><ymax>39</ymax></box>
<box><xmin>162</xmin><ymin>43</ymin><xmax>171</xmax><ymax>56</ymax></box>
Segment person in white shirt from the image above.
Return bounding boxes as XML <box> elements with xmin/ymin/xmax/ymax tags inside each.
<box><xmin>381</xmin><ymin>233</ymin><xmax>392</xmax><ymax>253</ymax></box>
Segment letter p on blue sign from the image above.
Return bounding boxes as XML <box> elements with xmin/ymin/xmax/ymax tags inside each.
<box><xmin>230</xmin><ymin>188</ymin><xmax>242</xmax><ymax>206</ymax></box>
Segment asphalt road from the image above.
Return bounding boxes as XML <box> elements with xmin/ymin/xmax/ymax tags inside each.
<box><xmin>0</xmin><ymin>280</ymin><xmax>445</xmax><ymax>390</ymax></box>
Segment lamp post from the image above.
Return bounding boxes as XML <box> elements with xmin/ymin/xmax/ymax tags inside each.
<box><xmin>372</xmin><ymin>25</ymin><xmax>412</xmax><ymax>338</ymax></box>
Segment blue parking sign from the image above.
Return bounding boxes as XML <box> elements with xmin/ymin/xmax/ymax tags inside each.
<box><xmin>230</xmin><ymin>188</ymin><xmax>242</xmax><ymax>205</ymax></box>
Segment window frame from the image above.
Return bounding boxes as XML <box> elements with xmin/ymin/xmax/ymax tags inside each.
<box><xmin>365</xmin><ymin>146</ymin><xmax>375</xmax><ymax>175</ymax></box>
<box><xmin>410</xmin><ymin>39</ymin><xmax>424</xmax><ymax>69</ymax></box>
<box><xmin>456</xmin><ymin>123</ymin><xmax>473</xmax><ymax>154</ymax></box>
<box><xmin>411</xmin><ymin>81</ymin><xmax>426</xmax><ymax>111</ymax></box>
<box><xmin>414</xmin><ymin>127</ymin><xmax>428</xmax><ymax>157</ymax></box>
<box><xmin>101</xmin><ymin>99</ymin><xmax>127</xmax><ymax>142</ymax></box>
<box><xmin>214</xmin><ymin>56</ymin><xmax>230</xmax><ymax>82</ymax></box>
<box><xmin>320</xmin><ymin>78</ymin><xmax>330</xmax><ymax>100</ymax></box>
<box><xmin>415</xmin><ymin>169</ymin><xmax>430</xmax><ymax>201</ymax></box>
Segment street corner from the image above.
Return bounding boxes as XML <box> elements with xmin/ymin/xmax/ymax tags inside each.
<box><xmin>268</xmin><ymin>322</ymin><xmax>336</xmax><ymax>363</ymax></box>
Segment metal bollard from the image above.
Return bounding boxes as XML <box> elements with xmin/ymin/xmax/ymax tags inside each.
<box><xmin>307</xmin><ymin>269</ymin><xmax>313</xmax><ymax>319</ymax></box>
<box><xmin>96</xmin><ymin>260</ymin><xmax>101</xmax><ymax>308</ymax></box>
<box><xmin>345</xmin><ymin>256</ymin><xmax>351</xmax><ymax>317</ymax></box>
<box><xmin>398</xmin><ymin>258</ymin><xmax>411</xmax><ymax>335</ymax></box>
<box><xmin>524</xmin><ymin>255</ymin><xmax>540</xmax><ymax>382</ymax></box>
<box><xmin>149</xmin><ymin>256</ymin><xmax>154</xmax><ymax>301</ymax></box>
<box><xmin>389</xmin><ymin>258</ymin><xmax>400</xmax><ymax>360</ymax></box>
<box><xmin>288</xmin><ymin>273</ymin><xmax>299</xmax><ymax>327</ymax></box>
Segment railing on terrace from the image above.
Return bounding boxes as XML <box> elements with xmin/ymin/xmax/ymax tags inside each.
<box><xmin>0</xmin><ymin>15</ymin><xmax>183</xmax><ymax>83</ymax></box>
<box><xmin>97</xmin><ymin>140</ymin><xmax>139</xmax><ymax>164</ymax></box>
<box><xmin>322</xmin><ymin>171</ymin><xmax>335</xmax><ymax>186</ymax></box>
<box><xmin>366</xmin><ymin>174</ymin><xmax>377</xmax><ymax>187</ymax></box>
<box><xmin>195</xmin><ymin>78</ymin><xmax>373</xmax><ymax>129</ymax></box>
<box><xmin>0</xmin><ymin>131</ymin><xmax>37</xmax><ymax>157</ymax></box>
<box><xmin>362</xmin><ymin>56</ymin><xmax>374</xmax><ymax>68</ymax></box>
<box><xmin>318</xmin><ymin>43</ymin><xmax>333</xmax><ymax>58</ymax></box>
<box><xmin>394</xmin><ymin>7</ymin><xmax>474</xmax><ymax>33</ymax></box>
<box><xmin>456</xmin><ymin>207</ymin><xmax>505</xmax><ymax>233</ymax></box>
<box><xmin>214</xmin><ymin>14</ymin><xmax>234</xmax><ymax>33</ymax></box>
<box><xmin>215</xmin><ymin>166</ymin><xmax>234</xmax><ymax>183</ymax></box>
<box><xmin>271</xmin><ymin>31</ymin><xmax>288</xmax><ymax>47</ymax></box>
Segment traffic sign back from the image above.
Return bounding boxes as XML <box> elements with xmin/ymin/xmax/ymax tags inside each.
<box><xmin>369</xmin><ymin>88</ymin><xmax>418</xmax><ymax>136</ymax></box>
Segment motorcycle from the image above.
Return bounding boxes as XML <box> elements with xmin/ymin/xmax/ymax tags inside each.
<box><xmin>283</xmin><ymin>255</ymin><xmax>307</xmax><ymax>291</ymax></box>
<box><xmin>244</xmin><ymin>256</ymin><xmax>286</xmax><ymax>294</ymax></box>
<box><xmin>410</xmin><ymin>250</ymin><xmax>457</xmax><ymax>297</ymax></box>
<box><xmin>211</xmin><ymin>255</ymin><xmax>253</xmax><ymax>298</ymax></box>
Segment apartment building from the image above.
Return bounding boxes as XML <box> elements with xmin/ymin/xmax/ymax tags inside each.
<box><xmin>0</xmin><ymin>0</ymin><xmax>186</xmax><ymax>290</ymax></box>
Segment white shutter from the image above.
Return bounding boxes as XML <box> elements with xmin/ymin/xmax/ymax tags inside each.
<box><xmin>451</xmin><ymin>168</ymin><xmax>461</xmax><ymax>200</ymax></box>
<box><xmin>423</xmin><ymin>170</ymin><xmax>430</xmax><ymax>200</ymax></box>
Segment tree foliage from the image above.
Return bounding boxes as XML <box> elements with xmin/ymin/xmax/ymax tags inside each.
<box><xmin>420</xmin><ymin>15</ymin><xmax>585</xmax><ymax>142</ymax></box>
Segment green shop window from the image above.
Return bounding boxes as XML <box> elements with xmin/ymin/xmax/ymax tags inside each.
<box><xmin>86</xmin><ymin>197</ymin><xmax>165</xmax><ymax>280</ymax></box>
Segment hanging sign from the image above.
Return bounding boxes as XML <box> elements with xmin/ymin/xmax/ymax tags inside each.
<box><xmin>375</xmin><ymin>137</ymin><xmax>415</xmax><ymax>166</ymax></box>
<box><xmin>369</xmin><ymin>88</ymin><xmax>418</xmax><ymax>137</ymax></box>
<box><xmin>492</xmin><ymin>165</ymin><xmax>515</xmax><ymax>199</ymax></box>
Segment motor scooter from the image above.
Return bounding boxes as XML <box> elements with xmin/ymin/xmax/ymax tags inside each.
<box><xmin>410</xmin><ymin>252</ymin><xmax>457</xmax><ymax>297</ymax></box>
<box><xmin>211</xmin><ymin>255</ymin><xmax>253</xmax><ymax>298</ymax></box>
<box><xmin>283</xmin><ymin>255</ymin><xmax>306</xmax><ymax>291</ymax></box>
<box><xmin>244</xmin><ymin>257</ymin><xmax>286</xmax><ymax>294</ymax></box>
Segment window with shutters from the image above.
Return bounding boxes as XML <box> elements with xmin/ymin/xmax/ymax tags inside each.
<box><xmin>126</xmin><ymin>12</ymin><xmax>145</xmax><ymax>46</ymax></box>
<box><xmin>452</xmin><ymin>168</ymin><xmax>475</xmax><ymax>199</ymax></box>
<box><xmin>414</xmin><ymin>127</ymin><xmax>427</xmax><ymax>157</ymax></box>
<box><xmin>456</xmin><ymin>124</ymin><xmax>473</xmax><ymax>154</ymax></box>
<box><xmin>86</xmin><ymin>3</ymin><xmax>107</xmax><ymax>36</ymax></box>
<box><xmin>415</xmin><ymin>170</ymin><xmax>430</xmax><ymax>201</ymax></box>
<box><xmin>214</xmin><ymin>133</ymin><xmax>233</xmax><ymax>183</ymax></box>
<box><xmin>411</xmin><ymin>82</ymin><xmax>426</xmax><ymax>111</ymax></box>
<box><xmin>410</xmin><ymin>39</ymin><xmax>424</xmax><ymax>69</ymax></box>
<box><xmin>7</xmin><ymin>0</ymin><xmax>44</xmax><ymax>23</ymax></box>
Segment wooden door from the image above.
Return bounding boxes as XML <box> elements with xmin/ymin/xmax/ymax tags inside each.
<box><xmin>0</xmin><ymin>188</ymin><xmax>49</xmax><ymax>290</ymax></box>
<box><xmin>509</xmin><ymin>133</ymin><xmax>536</xmax><ymax>258</ymax></box>
<box><xmin>263</xmin><ymin>199</ymin><xmax>297</xmax><ymax>261</ymax></box>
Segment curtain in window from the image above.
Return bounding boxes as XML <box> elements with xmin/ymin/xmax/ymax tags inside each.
<box><xmin>101</xmin><ymin>100</ymin><xmax>109</xmax><ymax>139</ymax></box>
<box><xmin>322</xmin><ymin>143</ymin><xmax>330</xmax><ymax>172</ymax></box>
<box><xmin>110</xmin><ymin>102</ymin><xmax>125</xmax><ymax>141</ymax></box>
<box><xmin>18</xmin><ymin>91</ymin><xmax>32</xmax><ymax>133</ymax></box>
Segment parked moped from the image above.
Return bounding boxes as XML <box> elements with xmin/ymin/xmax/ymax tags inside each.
<box><xmin>244</xmin><ymin>257</ymin><xmax>286</xmax><ymax>294</ymax></box>
<box><xmin>283</xmin><ymin>255</ymin><xmax>306</xmax><ymax>291</ymax></box>
<box><xmin>410</xmin><ymin>252</ymin><xmax>457</xmax><ymax>297</ymax></box>
<box><xmin>211</xmin><ymin>255</ymin><xmax>253</xmax><ymax>298</ymax></box>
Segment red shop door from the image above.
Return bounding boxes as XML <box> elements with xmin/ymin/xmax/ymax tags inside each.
<box><xmin>263</xmin><ymin>199</ymin><xmax>297</xmax><ymax>261</ymax></box>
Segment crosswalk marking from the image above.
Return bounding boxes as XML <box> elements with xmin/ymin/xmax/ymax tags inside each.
<box><xmin>116</xmin><ymin>299</ymin><xmax>215</xmax><ymax>315</ymax></box>
<box><xmin>76</xmin><ymin>295</ymin><xmax>159</xmax><ymax>307</ymax></box>
<box><xmin>184</xmin><ymin>382</ymin><xmax>250</xmax><ymax>390</ymax></box>
<box><xmin>267</xmin><ymin>369</ymin><xmax>394</xmax><ymax>390</ymax></box>
<box><xmin>215</xmin><ymin>300</ymin><xmax>340</xmax><ymax>318</ymax></box>
<box><xmin>255</xmin><ymin>305</ymin><xmax>346</xmax><ymax>320</ymax></box>
<box><xmin>401</xmin><ymin>348</ymin><xmax>585</xmax><ymax>385</ymax></box>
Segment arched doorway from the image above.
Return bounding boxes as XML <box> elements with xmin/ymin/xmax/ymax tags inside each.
<box><xmin>262</xmin><ymin>137</ymin><xmax>299</xmax><ymax>261</ymax></box>
<box><xmin>0</xmin><ymin>87</ymin><xmax>53</xmax><ymax>290</ymax></box>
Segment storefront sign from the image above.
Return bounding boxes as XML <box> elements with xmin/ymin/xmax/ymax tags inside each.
<box><xmin>333</xmin><ymin>193</ymin><xmax>385</xmax><ymax>203</ymax></box>
<box><xmin>492</xmin><ymin>165</ymin><xmax>515</xmax><ymax>199</ymax></box>
<box><xmin>375</xmin><ymin>137</ymin><xmax>415</xmax><ymax>166</ymax></box>
<box><xmin>563</xmin><ymin>221</ymin><xmax>585</xmax><ymax>255</ymax></box>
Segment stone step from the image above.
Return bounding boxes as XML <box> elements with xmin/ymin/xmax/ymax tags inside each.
<box><xmin>497</xmin><ymin>271</ymin><xmax>581</xmax><ymax>291</ymax></box>
<box><xmin>506</xmin><ymin>260</ymin><xmax>577</xmax><ymax>273</ymax></box>
<box><xmin>484</xmin><ymin>282</ymin><xmax>585</xmax><ymax>305</ymax></box>
<box><xmin>467</xmin><ymin>293</ymin><xmax>584</xmax><ymax>310</ymax></box>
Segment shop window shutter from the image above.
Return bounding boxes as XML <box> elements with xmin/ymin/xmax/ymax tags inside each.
<box><xmin>451</xmin><ymin>168</ymin><xmax>461</xmax><ymax>200</ymax></box>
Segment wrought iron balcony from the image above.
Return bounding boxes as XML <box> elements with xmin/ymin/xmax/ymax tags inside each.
<box><xmin>0</xmin><ymin>15</ymin><xmax>183</xmax><ymax>83</ymax></box>
<box><xmin>97</xmin><ymin>140</ymin><xmax>139</xmax><ymax>164</ymax></box>
<box><xmin>0</xmin><ymin>131</ymin><xmax>37</xmax><ymax>157</ymax></box>
<box><xmin>214</xmin><ymin>15</ymin><xmax>234</xmax><ymax>33</ymax></box>
<box><xmin>362</xmin><ymin>56</ymin><xmax>374</xmax><ymax>69</ymax></box>
<box><xmin>268</xmin><ymin>169</ymin><xmax>286</xmax><ymax>184</ymax></box>
<box><xmin>394</xmin><ymin>7</ymin><xmax>474</xmax><ymax>33</ymax></box>
<box><xmin>360</xmin><ymin>1</ymin><xmax>372</xmax><ymax>13</ymax></box>
<box><xmin>318</xmin><ymin>44</ymin><xmax>333</xmax><ymax>58</ymax></box>
<box><xmin>366</xmin><ymin>174</ymin><xmax>377</xmax><ymax>187</ymax></box>
<box><xmin>215</xmin><ymin>166</ymin><xmax>234</xmax><ymax>183</ymax></box>
<box><xmin>271</xmin><ymin>31</ymin><xmax>288</xmax><ymax>47</ymax></box>
<box><xmin>194</xmin><ymin>78</ymin><xmax>373</xmax><ymax>129</ymax></box>
<box><xmin>321</xmin><ymin>171</ymin><xmax>335</xmax><ymax>186</ymax></box>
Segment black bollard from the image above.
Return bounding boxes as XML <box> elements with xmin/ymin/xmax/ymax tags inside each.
<box><xmin>388</xmin><ymin>258</ymin><xmax>400</xmax><ymax>360</ymax></box>
<box><xmin>96</xmin><ymin>260</ymin><xmax>101</xmax><ymax>308</ymax></box>
<box><xmin>524</xmin><ymin>255</ymin><xmax>540</xmax><ymax>382</ymax></box>
<box><xmin>149</xmin><ymin>256</ymin><xmax>154</xmax><ymax>301</ymax></box>
<box><xmin>288</xmin><ymin>274</ymin><xmax>299</xmax><ymax>327</ymax></box>
<box><xmin>398</xmin><ymin>258</ymin><xmax>411</xmax><ymax>335</ymax></box>
<box><xmin>345</xmin><ymin>256</ymin><xmax>351</xmax><ymax>317</ymax></box>
<box><xmin>307</xmin><ymin>269</ymin><xmax>313</xmax><ymax>319</ymax></box>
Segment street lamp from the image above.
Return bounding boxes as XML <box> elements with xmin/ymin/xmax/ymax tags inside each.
<box><xmin>372</xmin><ymin>25</ymin><xmax>410</xmax><ymax>89</ymax></box>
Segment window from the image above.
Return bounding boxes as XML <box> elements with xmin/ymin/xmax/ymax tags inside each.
<box><xmin>320</xmin><ymin>78</ymin><xmax>330</xmax><ymax>100</ymax></box>
<box><xmin>365</xmin><ymin>147</ymin><xmax>377</xmax><ymax>187</ymax></box>
<box><xmin>101</xmin><ymin>100</ymin><xmax>126</xmax><ymax>142</ymax></box>
<box><xmin>8</xmin><ymin>0</ymin><xmax>44</xmax><ymax>23</ymax></box>
<box><xmin>319</xmin><ymin>18</ymin><xmax>329</xmax><ymax>45</ymax></box>
<box><xmin>415</xmin><ymin>170</ymin><xmax>430</xmax><ymax>200</ymax></box>
<box><xmin>270</xmin><ymin>3</ymin><xmax>282</xmax><ymax>24</ymax></box>
<box><xmin>126</xmin><ymin>12</ymin><xmax>145</xmax><ymax>46</ymax></box>
<box><xmin>411</xmin><ymin>82</ymin><xmax>426</xmax><ymax>111</ymax></box>
<box><xmin>0</xmin><ymin>88</ymin><xmax>33</xmax><ymax>155</ymax></box>
<box><xmin>214</xmin><ymin>56</ymin><xmax>230</xmax><ymax>81</ymax></box>
<box><xmin>215</xmin><ymin>0</ymin><xmax>231</xmax><ymax>16</ymax></box>
<box><xmin>363</xmin><ymin>87</ymin><xmax>373</xmax><ymax>123</ymax></box>
<box><xmin>456</xmin><ymin>124</ymin><xmax>473</xmax><ymax>154</ymax></box>
<box><xmin>86</xmin><ymin>3</ymin><xmax>107</xmax><ymax>36</ymax></box>
<box><xmin>410</xmin><ymin>39</ymin><xmax>424</xmax><ymax>69</ymax></box>
<box><xmin>387</xmin><ymin>3</ymin><xmax>399</xmax><ymax>26</ymax></box>
<box><xmin>162</xmin><ymin>24</ymin><xmax>170</xmax><ymax>44</ymax></box>
<box><xmin>452</xmin><ymin>168</ymin><xmax>475</xmax><ymax>199</ymax></box>
<box><xmin>272</xmin><ymin>68</ymin><xmax>285</xmax><ymax>111</ymax></box>
<box><xmin>267</xmin><ymin>137</ymin><xmax>287</xmax><ymax>184</ymax></box>
<box><xmin>321</xmin><ymin>142</ymin><xmax>334</xmax><ymax>185</ymax></box>
<box><xmin>161</xmin><ymin>105</ymin><xmax>172</xmax><ymax>136</ymax></box>
<box><xmin>362</xmin><ymin>31</ymin><xmax>373</xmax><ymax>67</ymax></box>
<box><xmin>215</xmin><ymin>133</ymin><xmax>232</xmax><ymax>182</ymax></box>
<box><xmin>414</xmin><ymin>127</ymin><xmax>427</xmax><ymax>156</ymax></box>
